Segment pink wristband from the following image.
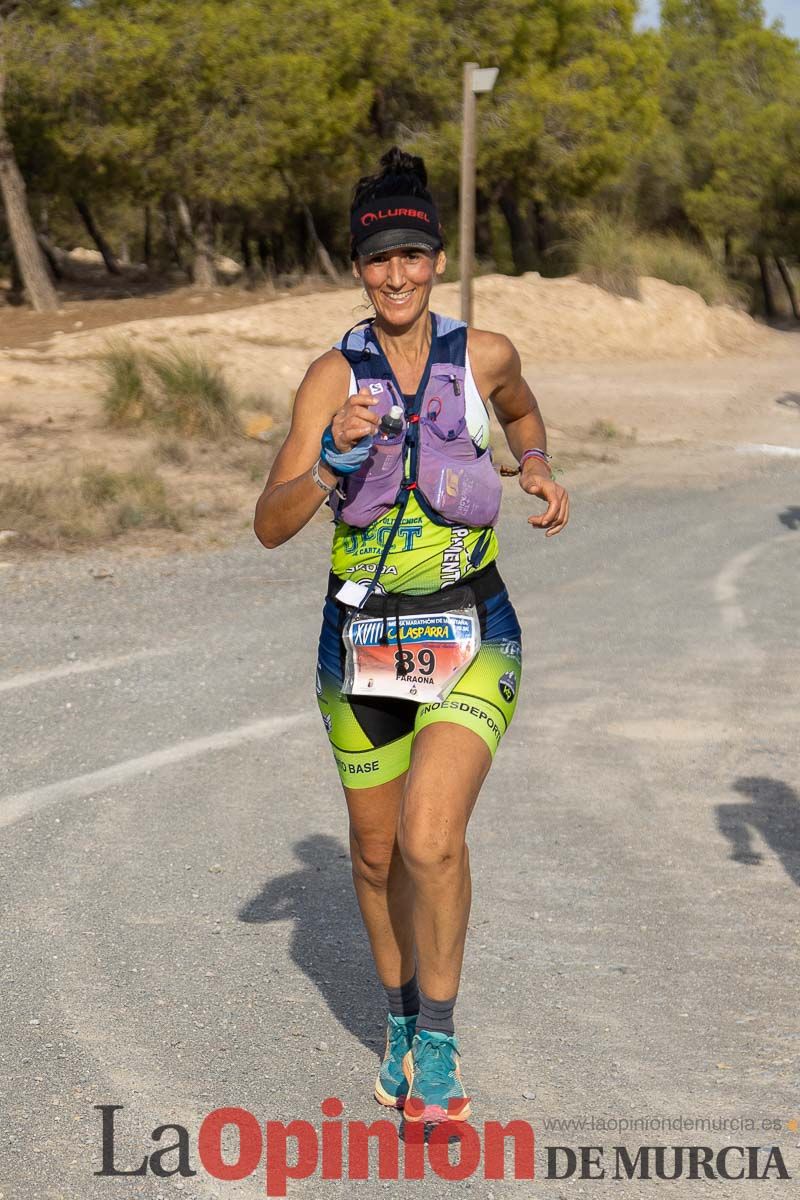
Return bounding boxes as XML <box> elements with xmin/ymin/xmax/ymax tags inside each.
<box><xmin>520</xmin><ymin>448</ymin><xmax>552</xmax><ymax>468</ymax></box>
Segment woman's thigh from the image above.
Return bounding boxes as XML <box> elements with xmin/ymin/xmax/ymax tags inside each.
<box><xmin>343</xmin><ymin>773</ymin><xmax>407</xmax><ymax>867</ymax></box>
<box><xmin>411</xmin><ymin>633</ymin><xmax>522</xmax><ymax>760</ymax></box>
<box><xmin>399</xmin><ymin>722</ymin><xmax>492</xmax><ymax>863</ymax></box>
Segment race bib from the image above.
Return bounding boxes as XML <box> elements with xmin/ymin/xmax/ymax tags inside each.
<box><xmin>342</xmin><ymin>606</ymin><xmax>480</xmax><ymax>702</ymax></box>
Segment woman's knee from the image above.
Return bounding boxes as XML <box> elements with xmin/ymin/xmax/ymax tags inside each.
<box><xmin>397</xmin><ymin>825</ymin><xmax>467</xmax><ymax>876</ymax></box>
<box><xmin>350</xmin><ymin>832</ymin><xmax>398</xmax><ymax>889</ymax></box>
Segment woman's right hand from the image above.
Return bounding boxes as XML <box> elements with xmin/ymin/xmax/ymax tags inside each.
<box><xmin>330</xmin><ymin>388</ymin><xmax>381</xmax><ymax>451</ymax></box>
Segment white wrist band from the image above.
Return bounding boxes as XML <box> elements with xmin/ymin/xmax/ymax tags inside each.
<box><xmin>311</xmin><ymin>459</ymin><xmax>336</xmax><ymax>494</ymax></box>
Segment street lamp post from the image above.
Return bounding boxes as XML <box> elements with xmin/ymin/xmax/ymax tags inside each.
<box><xmin>459</xmin><ymin>62</ymin><xmax>498</xmax><ymax>325</ymax></box>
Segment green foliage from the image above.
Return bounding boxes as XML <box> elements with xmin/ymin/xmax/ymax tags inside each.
<box><xmin>97</xmin><ymin>339</ymin><xmax>241</xmax><ymax>437</ymax></box>
<box><xmin>2</xmin><ymin>0</ymin><xmax>800</xmax><ymax>301</ymax></box>
<box><xmin>662</xmin><ymin>1</ymin><xmax>800</xmax><ymax>259</ymax></box>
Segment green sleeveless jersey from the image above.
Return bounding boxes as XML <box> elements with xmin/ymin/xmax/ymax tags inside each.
<box><xmin>330</xmin><ymin>492</ymin><xmax>498</xmax><ymax>596</ymax></box>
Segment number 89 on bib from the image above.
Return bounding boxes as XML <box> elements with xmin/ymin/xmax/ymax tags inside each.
<box><xmin>342</xmin><ymin>607</ymin><xmax>480</xmax><ymax>703</ymax></box>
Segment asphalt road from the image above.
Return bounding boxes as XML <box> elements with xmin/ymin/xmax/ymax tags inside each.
<box><xmin>2</xmin><ymin>462</ymin><xmax>799</xmax><ymax>1199</ymax></box>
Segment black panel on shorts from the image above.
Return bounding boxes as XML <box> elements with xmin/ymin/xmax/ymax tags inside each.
<box><xmin>349</xmin><ymin>692</ymin><xmax>419</xmax><ymax>749</ymax></box>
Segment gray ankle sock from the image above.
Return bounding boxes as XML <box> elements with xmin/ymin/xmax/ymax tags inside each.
<box><xmin>416</xmin><ymin>986</ymin><xmax>457</xmax><ymax>1036</ymax></box>
<box><xmin>384</xmin><ymin>972</ymin><xmax>419</xmax><ymax>1018</ymax></box>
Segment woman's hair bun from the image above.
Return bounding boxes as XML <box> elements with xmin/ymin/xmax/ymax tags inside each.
<box><xmin>352</xmin><ymin>145</ymin><xmax>433</xmax><ymax>209</ymax></box>
<box><xmin>378</xmin><ymin>146</ymin><xmax>428</xmax><ymax>189</ymax></box>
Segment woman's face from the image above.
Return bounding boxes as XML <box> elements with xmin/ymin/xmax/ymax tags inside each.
<box><xmin>353</xmin><ymin>246</ymin><xmax>447</xmax><ymax>328</ymax></box>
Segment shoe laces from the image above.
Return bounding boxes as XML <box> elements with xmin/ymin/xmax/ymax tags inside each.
<box><xmin>414</xmin><ymin>1034</ymin><xmax>457</xmax><ymax>1084</ymax></box>
<box><xmin>387</xmin><ymin>1017</ymin><xmax>414</xmax><ymax>1056</ymax></box>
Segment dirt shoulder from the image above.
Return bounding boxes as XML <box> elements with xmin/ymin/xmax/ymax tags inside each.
<box><xmin>1</xmin><ymin>273</ymin><xmax>797</xmax><ymax>560</ymax></box>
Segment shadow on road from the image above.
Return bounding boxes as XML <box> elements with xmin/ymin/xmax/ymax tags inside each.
<box><xmin>778</xmin><ymin>506</ymin><xmax>800</xmax><ymax>530</ymax></box>
<box><xmin>775</xmin><ymin>393</ymin><xmax>800</xmax><ymax>411</ymax></box>
<box><xmin>716</xmin><ymin>777</ymin><xmax>800</xmax><ymax>886</ymax></box>
<box><xmin>237</xmin><ymin>834</ymin><xmax>382</xmax><ymax>1051</ymax></box>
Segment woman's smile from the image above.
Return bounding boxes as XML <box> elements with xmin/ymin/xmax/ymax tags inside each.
<box><xmin>382</xmin><ymin>288</ymin><xmax>416</xmax><ymax>306</ymax></box>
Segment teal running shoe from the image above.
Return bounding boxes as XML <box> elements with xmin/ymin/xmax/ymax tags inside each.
<box><xmin>402</xmin><ymin>1029</ymin><xmax>472</xmax><ymax>1123</ymax></box>
<box><xmin>374</xmin><ymin>1013</ymin><xmax>417</xmax><ymax>1108</ymax></box>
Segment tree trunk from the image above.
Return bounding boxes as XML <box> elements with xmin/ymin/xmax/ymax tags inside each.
<box><xmin>8</xmin><ymin>246</ymin><xmax>22</xmax><ymax>302</ymax></box>
<box><xmin>497</xmin><ymin>185</ymin><xmax>537</xmax><ymax>274</ymax></box>
<box><xmin>175</xmin><ymin>192</ymin><xmax>193</xmax><ymax>242</ymax></box>
<box><xmin>177</xmin><ymin>194</ymin><xmax>216</xmax><ymax>288</ymax></box>
<box><xmin>74</xmin><ymin>196</ymin><xmax>121</xmax><ymax>274</ymax></box>
<box><xmin>271</xmin><ymin>229</ymin><xmax>291</xmax><ymax>275</ymax></box>
<box><xmin>257</xmin><ymin>234</ymin><xmax>276</xmax><ymax>287</ymax></box>
<box><xmin>193</xmin><ymin>199</ymin><xmax>216</xmax><ymax>288</ymax></box>
<box><xmin>774</xmin><ymin>255</ymin><xmax>800</xmax><ymax>321</ymax></box>
<box><xmin>240</xmin><ymin>222</ymin><xmax>252</xmax><ymax>269</ymax></box>
<box><xmin>301</xmin><ymin>201</ymin><xmax>339</xmax><ymax>283</ymax></box>
<box><xmin>530</xmin><ymin>200</ymin><xmax>549</xmax><ymax>259</ymax></box>
<box><xmin>143</xmin><ymin>204</ymin><xmax>153</xmax><ymax>268</ymax></box>
<box><xmin>160</xmin><ymin>197</ymin><xmax>186</xmax><ymax>273</ymax></box>
<box><xmin>369</xmin><ymin>86</ymin><xmax>388</xmax><ymax>140</ymax></box>
<box><xmin>475</xmin><ymin>188</ymin><xmax>493</xmax><ymax>261</ymax></box>
<box><xmin>240</xmin><ymin>217</ymin><xmax>264</xmax><ymax>289</ymax></box>
<box><xmin>757</xmin><ymin>253</ymin><xmax>777</xmax><ymax>319</ymax></box>
<box><xmin>36</xmin><ymin>232</ymin><xmax>64</xmax><ymax>279</ymax></box>
<box><xmin>0</xmin><ymin>59</ymin><xmax>58</xmax><ymax>311</ymax></box>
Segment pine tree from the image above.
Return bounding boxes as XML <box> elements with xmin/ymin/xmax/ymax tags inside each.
<box><xmin>0</xmin><ymin>0</ymin><xmax>58</xmax><ymax>310</ymax></box>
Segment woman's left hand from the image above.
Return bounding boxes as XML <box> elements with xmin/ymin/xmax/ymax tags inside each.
<box><xmin>520</xmin><ymin>466</ymin><xmax>569</xmax><ymax>537</ymax></box>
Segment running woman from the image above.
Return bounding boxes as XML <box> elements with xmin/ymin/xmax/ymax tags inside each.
<box><xmin>254</xmin><ymin>147</ymin><xmax>569</xmax><ymax>1123</ymax></box>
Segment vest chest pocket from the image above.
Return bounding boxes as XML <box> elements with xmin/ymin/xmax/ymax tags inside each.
<box><xmin>330</xmin><ymin>382</ymin><xmax>407</xmax><ymax>527</ymax></box>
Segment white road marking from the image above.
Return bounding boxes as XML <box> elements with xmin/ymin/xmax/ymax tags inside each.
<box><xmin>713</xmin><ymin>544</ymin><xmax>764</xmax><ymax>631</ymax></box>
<box><xmin>713</xmin><ymin>533</ymin><xmax>796</xmax><ymax>637</ymax></box>
<box><xmin>735</xmin><ymin>443</ymin><xmax>800</xmax><ymax>456</ymax></box>
<box><xmin>0</xmin><ymin>712</ymin><xmax>308</xmax><ymax>830</ymax></box>
<box><xmin>0</xmin><ymin>646</ymin><xmax>176</xmax><ymax>694</ymax></box>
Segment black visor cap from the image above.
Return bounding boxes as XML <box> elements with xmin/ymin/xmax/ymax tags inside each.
<box><xmin>354</xmin><ymin>228</ymin><xmax>443</xmax><ymax>259</ymax></box>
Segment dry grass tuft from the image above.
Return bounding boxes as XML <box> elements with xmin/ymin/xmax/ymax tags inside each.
<box><xmin>570</xmin><ymin>215</ymin><xmax>738</xmax><ymax>306</ymax></box>
<box><xmin>97</xmin><ymin>339</ymin><xmax>242</xmax><ymax>438</ymax></box>
<box><xmin>571</xmin><ymin>215</ymin><xmax>641</xmax><ymax>300</ymax></box>
<box><xmin>0</xmin><ymin>461</ymin><xmax>183</xmax><ymax>549</ymax></box>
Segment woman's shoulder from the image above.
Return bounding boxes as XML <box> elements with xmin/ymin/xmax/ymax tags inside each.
<box><xmin>298</xmin><ymin>347</ymin><xmax>352</xmax><ymax>394</ymax></box>
<box><xmin>465</xmin><ymin>327</ymin><xmax>520</xmax><ymax>395</ymax></box>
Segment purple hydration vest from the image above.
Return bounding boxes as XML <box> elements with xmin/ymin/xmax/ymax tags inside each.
<box><xmin>329</xmin><ymin>313</ymin><xmax>502</xmax><ymax>530</ymax></box>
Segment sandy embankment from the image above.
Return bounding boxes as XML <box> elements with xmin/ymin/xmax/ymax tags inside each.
<box><xmin>0</xmin><ymin>272</ymin><xmax>798</xmax><ymax>551</ymax></box>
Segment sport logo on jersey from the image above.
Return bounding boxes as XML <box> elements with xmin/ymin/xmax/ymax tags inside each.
<box><xmin>500</xmin><ymin>638</ymin><xmax>521</xmax><ymax>661</ymax></box>
<box><xmin>498</xmin><ymin>670</ymin><xmax>517</xmax><ymax>702</ymax></box>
